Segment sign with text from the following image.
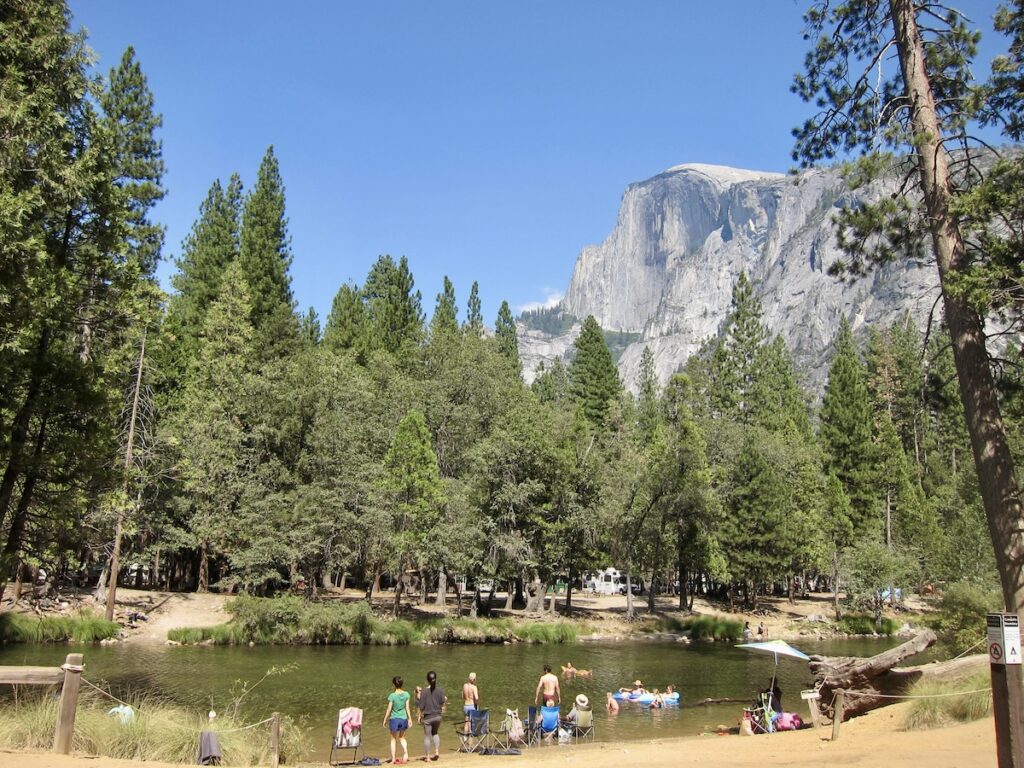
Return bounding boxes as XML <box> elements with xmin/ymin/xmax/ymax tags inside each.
<box><xmin>987</xmin><ymin>612</ymin><xmax>1022</xmax><ymax>666</ymax></box>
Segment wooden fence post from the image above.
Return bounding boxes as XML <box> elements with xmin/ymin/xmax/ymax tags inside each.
<box><xmin>831</xmin><ymin>689</ymin><xmax>845</xmax><ymax>742</ymax></box>
<box><xmin>53</xmin><ymin>653</ymin><xmax>83</xmax><ymax>754</ymax></box>
<box><xmin>270</xmin><ymin>711</ymin><xmax>281</xmax><ymax>768</ymax></box>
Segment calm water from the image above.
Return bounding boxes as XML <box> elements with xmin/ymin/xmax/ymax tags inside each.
<box><xmin>0</xmin><ymin>638</ymin><xmax>896</xmax><ymax>760</ymax></box>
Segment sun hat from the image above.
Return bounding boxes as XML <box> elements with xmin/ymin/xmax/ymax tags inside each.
<box><xmin>634</xmin><ymin>680</ymin><xmax>643</xmax><ymax>686</ymax></box>
<box><xmin>575</xmin><ymin>694</ymin><xmax>589</xmax><ymax>708</ymax></box>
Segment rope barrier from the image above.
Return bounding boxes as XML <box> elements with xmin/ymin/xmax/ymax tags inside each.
<box><xmin>81</xmin><ymin>677</ymin><xmax>275</xmax><ymax>734</ymax></box>
<box><xmin>842</xmin><ymin>687</ymin><xmax>991</xmax><ymax>700</ymax></box>
<box><xmin>953</xmin><ymin>637</ymin><xmax>986</xmax><ymax>660</ymax></box>
<box><xmin>81</xmin><ymin>677</ymin><xmax>134</xmax><ymax>709</ymax></box>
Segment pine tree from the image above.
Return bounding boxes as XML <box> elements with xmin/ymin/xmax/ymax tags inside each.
<box><xmin>636</xmin><ymin>346</ymin><xmax>661</xmax><ymax>442</ymax></box>
<box><xmin>749</xmin><ymin>335</ymin><xmax>811</xmax><ymax>438</ymax></box>
<box><xmin>819</xmin><ymin>318</ymin><xmax>877</xmax><ymax>536</ymax></box>
<box><xmin>465</xmin><ymin>281</ymin><xmax>484</xmax><ymax>336</ymax></box>
<box><xmin>162</xmin><ymin>175</ymin><xmax>243</xmax><ymax>386</ymax></box>
<box><xmin>323</xmin><ymin>282</ymin><xmax>367</xmax><ymax>355</ymax></box>
<box><xmin>569</xmin><ymin>316</ymin><xmax>621</xmax><ymax>428</ymax></box>
<box><xmin>531</xmin><ymin>358</ymin><xmax>570</xmax><ymax>406</ymax></box>
<box><xmin>177</xmin><ymin>260</ymin><xmax>257</xmax><ymax>592</ymax></box>
<box><xmin>363</xmin><ymin>255</ymin><xmax>424</xmax><ymax>354</ymax></box>
<box><xmin>431</xmin><ymin>276</ymin><xmax>459</xmax><ymax>338</ymax></box>
<box><xmin>381</xmin><ymin>409</ymin><xmax>444</xmax><ymax>613</ymax></box>
<box><xmin>238</xmin><ymin>146</ymin><xmax>298</xmax><ymax>360</ymax></box>
<box><xmin>494</xmin><ymin>300</ymin><xmax>520</xmax><ymax>371</ymax></box>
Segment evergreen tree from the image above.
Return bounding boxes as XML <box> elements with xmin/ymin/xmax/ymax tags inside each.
<box><xmin>531</xmin><ymin>358</ymin><xmax>570</xmax><ymax>407</ymax></box>
<box><xmin>749</xmin><ymin>335</ymin><xmax>811</xmax><ymax>438</ymax></box>
<box><xmin>177</xmin><ymin>261</ymin><xmax>257</xmax><ymax>592</ymax></box>
<box><xmin>300</xmin><ymin>307</ymin><xmax>320</xmax><ymax>347</ymax></box>
<box><xmin>162</xmin><ymin>175</ymin><xmax>243</xmax><ymax>386</ymax></box>
<box><xmin>238</xmin><ymin>146</ymin><xmax>298</xmax><ymax>359</ymax></box>
<box><xmin>465</xmin><ymin>281</ymin><xmax>484</xmax><ymax>336</ymax></box>
<box><xmin>569</xmin><ymin>316</ymin><xmax>621</xmax><ymax>428</ymax></box>
<box><xmin>431</xmin><ymin>276</ymin><xmax>459</xmax><ymax>337</ymax></box>
<box><xmin>494</xmin><ymin>300</ymin><xmax>520</xmax><ymax>371</ymax></box>
<box><xmin>363</xmin><ymin>255</ymin><xmax>424</xmax><ymax>354</ymax></box>
<box><xmin>323</xmin><ymin>282</ymin><xmax>367</xmax><ymax>355</ymax></box>
<box><xmin>819</xmin><ymin>318</ymin><xmax>877</xmax><ymax>536</ymax></box>
<box><xmin>636</xmin><ymin>346</ymin><xmax>661</xmax><ymax>442</ymax></box>
<box><xmin>381</xmin><ymin>409</ymin><xmax>444</xmax><ymax>613</ymax></box>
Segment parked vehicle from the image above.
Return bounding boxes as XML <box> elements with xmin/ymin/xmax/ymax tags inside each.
<box><xmin>583</xmin><ymin>567</ymin><xmax>641</xmax><ymax>596</ymax></box>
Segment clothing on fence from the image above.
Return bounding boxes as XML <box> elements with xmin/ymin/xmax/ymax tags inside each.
<box><xmin>197</xmin><ymin>731</ymin><xmax>222</xmax><ymax>766</ymax></box>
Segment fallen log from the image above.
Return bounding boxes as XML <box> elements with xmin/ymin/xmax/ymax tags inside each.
<box><xmin>809</xmin><ymin>630</ymin><xmax>986</xmax><ymax>719</ymax></box>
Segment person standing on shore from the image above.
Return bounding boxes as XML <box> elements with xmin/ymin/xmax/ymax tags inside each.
<box><xmin>417</xmin><ymin>671</ymin><xmax>447</xmax><ymax>761</ymax></box>
<box><xmin>461</xmin><ymin>672</ymin><xmax>479</xmax><ymax>733</ymax></box>
<box><xmin>382</xmin><ymin>676</ymin><xmax>411</xmax><ymax>764</ymax></box>
<box><xmin>534</xmin><ymin>664</ymin><xmax>560</xmax><ymax>707</ymax></box>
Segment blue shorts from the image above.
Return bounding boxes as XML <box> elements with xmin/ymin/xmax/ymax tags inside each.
<box><xmin>464</xmin><ymin>705</ymin><xmax>476</xmax><ymax>716</ymax></box>
<box><xmin>389</xmin><ymin>717</ymin><xmax>409</xmax><ymax>733</ymax></box>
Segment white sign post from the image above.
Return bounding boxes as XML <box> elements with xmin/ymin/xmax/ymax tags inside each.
<box><xmin>988</xmin><ymin>612</ymin><xmax>1024</xmax><ymax>768</ymax></box>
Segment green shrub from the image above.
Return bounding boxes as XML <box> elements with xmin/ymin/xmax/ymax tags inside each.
<box><xmin>654</xmin><ymin>615</ymin><xmax>687</xmax><ymax>633</ymax></box>
<box><xmin>930</xmin><ymin>581</ymin><xmax>1001</xmax><ymax>655</ymax></box>
<box><xmin>903</xmin><ymin>668</ymin><xmax>992</xmax><ymax>730</ymax></box>
<box><xmin>682</xmin><ymin>615</ymin><xmax>742</xmax><ymax>641</ymax></box>
<box><xmin>516</xmin><ymin>622</ymin><xmax>578</xmax><ymax>644</ymax></box>
<box><xmin>0</xmin><ymin>611</ymin><xmax>120</xmax><ymax>644</ymax></box>
<box><xmin>0</xmin><ymin>689</ymin><xmax>309</xmax><ymax>764</ymax></box>
<box><xmin>837</xmin><ymin>614</ymin><xmax>899</xmax><ymax>635</ymax></box>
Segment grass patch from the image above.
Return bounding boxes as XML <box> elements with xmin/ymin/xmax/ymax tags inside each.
<box><xmin>170</xmin><ymin>597</ymin><xmax>581</xmax><ymax>646</ymax></box>
<box><xmin>682</xmin><ymin>615</ymin><xmax>742</xmax><ymax>642</ymax></box>
<box><xmin>0</xmin><ymin>689</ymin><xmax>309</xmax><ymax>764</ymax></box>
<box><xmin>903</xmin><ymin>669</ymin><xmax>992</xmax><ymax>730</ymax></box>
<box><xmin>0</xmin><ymin>611</ymin><xmax>120</xmax><ymax>644</ymax></box>
<box><xmin>836</xmin><ymin>614</ymin><xmax>900</xmax><ymax>635</ymax></box>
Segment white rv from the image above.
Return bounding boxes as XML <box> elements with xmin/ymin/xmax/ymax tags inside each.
<box><xmin>584</xmin><ymin>567</ymin><xmax>635</xmax><ymax>595</ymax></box>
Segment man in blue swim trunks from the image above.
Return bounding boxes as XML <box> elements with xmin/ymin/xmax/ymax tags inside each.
<box><xmin>461</xmin><ymin>673</ymin><xmax>479</xmax><ymax>733</ymax></box>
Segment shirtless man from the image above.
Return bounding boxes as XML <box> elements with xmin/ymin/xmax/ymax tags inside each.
<box><xmin>461</xmin><ymin>673</ymin><xmax>479</xmax><ymax>732</ymax></box>
<box><xmin>534</xmin><ymin>664</ymin><xmax>560</xmax><ymax>706</ymax></box>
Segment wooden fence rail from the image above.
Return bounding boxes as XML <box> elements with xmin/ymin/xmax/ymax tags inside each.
<box><xmin>0</xmin><ymin>652</ymin><xmax>83</xmax><ymax>754</ymax></box>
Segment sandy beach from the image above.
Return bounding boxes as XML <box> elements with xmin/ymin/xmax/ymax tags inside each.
<box><xmin>0</xmin><ymin>702</ymin><xmax>996</xmax><ymax>768</ymax></box>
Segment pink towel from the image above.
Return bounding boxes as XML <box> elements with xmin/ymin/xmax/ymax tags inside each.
<box><xmin>338</xmin><ymin>707</ymin><xmax>363</xmax><ymax>736</ymax></box>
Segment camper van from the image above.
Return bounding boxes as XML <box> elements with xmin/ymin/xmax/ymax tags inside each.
<box><xmin>584</xmin><ymin>567</ymin><xmax>640</xmax><ymax>596</ymax></box>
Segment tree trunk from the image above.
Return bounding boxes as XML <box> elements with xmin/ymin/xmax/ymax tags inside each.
<box><xmin>504</xmin><ymin>582</ymin><xmax>514</xmax><ymax>610</ymax></box>
<box><xmin>625</xmin><ymin>572</ymin><xmax>635</xmax><ymax>621</ymax></box>
<box><xmin>890</xmin><ymin>0</ymin><xmax>1024</xmax><ymax>616</ymax></box>
<box><xmin>435</xmin><ymin>570</ymin><xmax>447</xmax><ymax>607</ymax></box>
<box><xmin>420</xmin><ymin>568</ymin><xmax>429</xmax><ymax>604</ymax></box>
<box><xmin>0</xmin><ymin>416</ymin><xmax>47</xmax><ymax>603</ymax></box>
<box><xmin>197</xmin><ymin>541</ymin><xmax>209</xmax><ymax>593</ymax></box>
<box><xmin>11</xmin><ymin>560</ymin><xmax>24</xmax><ymax>603</ymax></box>
<box><xmin>808</xmin><ymin>630</ymin><xmax>985</xmax><ymax>719</ymax></box>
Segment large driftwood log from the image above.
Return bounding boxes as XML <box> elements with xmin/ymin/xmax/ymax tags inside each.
<box><xmin>810</xmin><ymin>630</ymin><xmax>986</xmax><ymax>719</ymax></box>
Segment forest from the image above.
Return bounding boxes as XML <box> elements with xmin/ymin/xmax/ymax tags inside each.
<box><xmin>2</xmin><ymin>0</ymin><xmax>1023</xmax><ymax>625</ymax></box>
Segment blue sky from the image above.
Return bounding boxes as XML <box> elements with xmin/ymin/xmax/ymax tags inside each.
<box><xmin>70</xmin><ymin>1</ymin><xmax>1003</xmax><ymax>326</ymax></box>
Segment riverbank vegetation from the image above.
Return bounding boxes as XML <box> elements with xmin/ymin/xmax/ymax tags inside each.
<box><xmin>0</xmin><ymin>612</ymin><xmax>119</xmax><ymax>644</ymax></box>
<box><xmin>168</xmin><ymin>596</ymin><xmax>581</xmax><ymax>645</ymax></box>
<box><xmin>2</xmin><ymin>0</ymin><xmax>1022</xmax><ymax>656</ymax></box>
<box><xmin>903</xmin><ymin>670</ymin><xmax>993</xmax><ymax>730</ymax></box>
<box><xmin>0</xmin><ymin>690</ymin><xmax>308</xmax><ymax>764</ymax></box>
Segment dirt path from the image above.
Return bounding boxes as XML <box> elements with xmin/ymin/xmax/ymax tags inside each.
<box><xmin>115</xmin><ymin>589</ymin><xmax>230</xmax><ymax>644</ymax></box>
<box><xmin>0</xmin><ymin>702</ymin><xmax>996</xmax><ymax>767</ymax></box>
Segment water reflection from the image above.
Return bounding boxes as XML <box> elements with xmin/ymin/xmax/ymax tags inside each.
<box><xmin>0</xmin><ymin>637</ymin><xmax>897</xmax><ymax>760</ymax></box>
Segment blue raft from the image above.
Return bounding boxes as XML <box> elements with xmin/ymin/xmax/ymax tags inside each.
<box><xmin>612</xmin><ymin>691</ymin><xmax>680</xmax><ymax>705</ymax></box>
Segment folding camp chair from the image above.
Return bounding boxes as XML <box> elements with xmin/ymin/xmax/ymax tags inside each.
<box><xmin>744</xmin><ymin>692</ymin><xmax>778</xmax><ymax>735</ymax></box>
<box><xmin>560</xmin><ymin>708</ymin><xmax>594</xmax><ymax>743</ymax></box>
<box><xmin>454</xmin><ymin>709</ymin><xmax>491</xmax><ymax>753</ymax></box>
<box><xmin>492</xmin><ymin>709</ymin><xmax>526</xmax><ymax>750</ymax></box>
<box><xmin>525</xmin><ymin>706</ymin><xmax>544</xmax><ymax>747</ymax></box>
<box><xmin>329</xmin><ymin>707</ymin><xmax>363</xmax><ymax>764</ymax></box>
<box><xmin>539</xmin><ymin>705</ymin><xmax>560</xmax><ymax>743</ymax></box>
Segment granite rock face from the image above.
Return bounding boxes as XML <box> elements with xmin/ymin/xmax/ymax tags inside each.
<box><xmin>520</xmin><ymin>163</ymin><xmax>938</xmax><ymax>391</ymax></box>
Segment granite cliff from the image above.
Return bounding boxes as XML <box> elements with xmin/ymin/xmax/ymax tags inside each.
<box><xmin>518</xmin><ymin>163</ymin><xmax>938</xmax><ymax>391</ymax></box>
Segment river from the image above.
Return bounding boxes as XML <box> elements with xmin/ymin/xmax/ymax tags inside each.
<box><xmin>0</xmin><ymin>637</ymin><xmax>898</xmax><ymax>760</ymax></box>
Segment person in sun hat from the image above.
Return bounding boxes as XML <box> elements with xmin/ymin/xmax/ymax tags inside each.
<box><xmin>565</xmin><ymin>693</ymin><xmax>590</xmax><ymax>724</ymax></box>
<box><xmin>618</xmin><ymin>680</ymin><xmax>646</xmax><ymax>696</ymax></box>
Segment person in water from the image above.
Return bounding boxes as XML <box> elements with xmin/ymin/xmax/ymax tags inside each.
<box><xmin>534</xmin><ymin>664</ymin><xmax>560</xmax><ymax>706</ymax></box>
<box><xmin>606</xmin><ymin>692</ymin><xmax>619</xmax><ymax>714</ymax></box>
<box><xmin>618</xmin><ymin>680</ymin><xmax>646</xmax><ymax>696</ymax></box>
<box><xmin>383</xmin><ymin>676</ymin><xmax>411</xmax><ymax>764</ymax></box>
<box><xmin>417</xmin><ymin>671</ymin><xmax>447</xmax><ymax>761</ymax></box>
<box><xmin>649</xmin><ymin>689</ymin><xmax>664</xmax><ymax>709</ymax></box>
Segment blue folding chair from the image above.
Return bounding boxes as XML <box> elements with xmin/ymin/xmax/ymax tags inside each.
<box><xmin>455</xmin><ymin>709</ymin><xmax>491</xmax><ymax>752</ymax></box>
<box><xmin>539</xmin><ymin>705</ymin><xmax>560</xmax><ymax>743</ymax></box>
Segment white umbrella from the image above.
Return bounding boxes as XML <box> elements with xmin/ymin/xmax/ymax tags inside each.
<box><xmin>735</xmin><ymin>639</ymin><xmax>811</xmax><ymax>692</ymax></box>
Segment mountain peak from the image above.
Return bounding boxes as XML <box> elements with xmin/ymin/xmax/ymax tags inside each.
<box><xmin>663</xmin><ymin>162</ymin><xmax>786</xmax><ymax>185</ymax></box>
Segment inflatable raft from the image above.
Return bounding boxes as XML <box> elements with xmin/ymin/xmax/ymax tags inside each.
<box><xmin>612</xmin><ymin>691</ymin><xmax>680</xmax><ymax>705</ymax></box>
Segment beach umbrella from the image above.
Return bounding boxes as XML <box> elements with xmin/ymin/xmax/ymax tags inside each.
<box><xmin>735</xmin><ymin>639</ymin><xmax>810</xmax><ymax>691</ymax></box>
